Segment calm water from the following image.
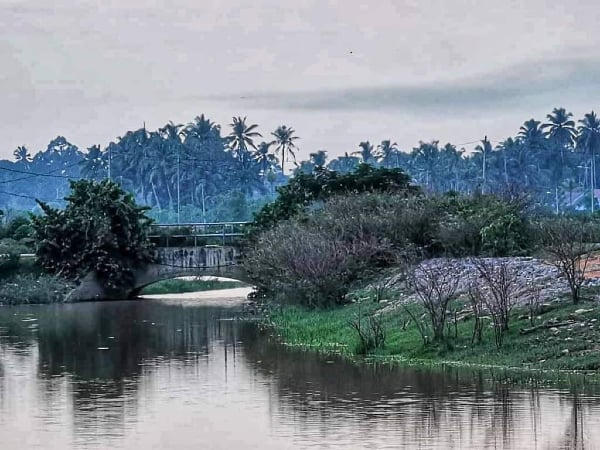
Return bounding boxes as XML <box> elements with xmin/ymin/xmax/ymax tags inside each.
<box><xmin>1</xmin><ymin>296</ymin><xmax>600</xmax><ymax>449</ymax></box>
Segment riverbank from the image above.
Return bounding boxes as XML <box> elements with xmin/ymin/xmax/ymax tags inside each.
<box><xmin>263</xmin><ymin>289</ymin><xmax>600</xmax><ymax>384</ymax></box>
<box><xmin>0</xmin><ymin>272</ymin><xmax>247</xmax><ymax>305</ymax></box>
<box><xmin>142</xmin><ymin>285</ymin><xmax>254</xmax><ymax>306</ymax></box>
<box><xmin>140</xmin><ymin>277</ymin><xmax>246</xmax><ymax>295</ymax></box>
<box><xmin>0</xmin><ymin>274</ymin><xmax>74</xmax><ymax>305</ymax></box>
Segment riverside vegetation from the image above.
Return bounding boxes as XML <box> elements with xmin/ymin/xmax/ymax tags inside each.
<box><xmin>0</xmin><ymin>180</ymin><xmax>246</xmax><ymax>303</ymax></box>
<box><xmin>245</xmin><ymin>165</ymin><xmax>600</xmax><ymax>381</ymax></box>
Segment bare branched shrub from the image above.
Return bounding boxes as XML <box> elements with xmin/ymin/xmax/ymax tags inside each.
<box><xmin>244</xmin><ymin>219</ymin><xmax>395</xmax><ymax>308</ymax></box>
<box><xmin>245</xmin><ymin>193</ymin><xmax>435</xmax><ymax>308</ymax></box>
<box><xmin>407</xmin><ymin>259</ymin><xmax>460</xmax><ymax>342</ymax></box>
<box><xmin>526</xmin><ymin>283</ymin><xmax>543</xmax><ymax>327</ymax></box>
<box><xmin>539</xmin><ymin>217</ymin><xmax>597</xmax><ymax>304</ymax></box>
<box><xmin>467</xmin><ymin>284</ymin><xmax>485</xmax><ymax>345</ymax></box>
<box><xmin>471</xmin><ymin>258</ymin><xmax>520</xmax><ymax>348</ymax></box>
<box><xmin>403</xmin><ymin>304</ymin><xmax>430</xmax><ymax>344</ymax></box>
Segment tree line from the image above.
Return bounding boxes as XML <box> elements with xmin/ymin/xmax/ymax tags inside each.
<box><xmin>2</xmin><ymin>107</ymin><xmax>600</xmax><ymax>221</ymax></box>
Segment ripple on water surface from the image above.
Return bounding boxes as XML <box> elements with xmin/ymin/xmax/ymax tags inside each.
<box><xmin>0</xmin><ymin>297</ymin><xmax>599</xmax><ymax>449</ymax></box>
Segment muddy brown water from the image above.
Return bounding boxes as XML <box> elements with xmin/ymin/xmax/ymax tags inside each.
<box><xmin>1</xmin><ymin>290</ymin><xmax>599</xmax><ymax>449</ymax></box>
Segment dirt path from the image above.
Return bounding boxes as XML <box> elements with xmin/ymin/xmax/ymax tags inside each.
<box><xmin>141</xmin><ymin>287</ymin><xmax>253</xmax><ymax>307</ymax></box>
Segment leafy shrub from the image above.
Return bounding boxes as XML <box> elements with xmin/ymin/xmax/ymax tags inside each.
<box><xmin>436</xmin><ymin>193</ymin><xmax>534</xmax><ymax>256</ymax></box>
<box><xmin>251</xmin><ymin>164</ymin><xmax>418</xmax><ymax>233</ymax></box>
<box><xmin>0</xmin><ymin>239</ymin><xmax>30</xmax><ymax>279</ymax></box>
<box><xmin>0</xmin><ymin>216</ymin><xmax>32</xmax><ymax>240</ymax></box>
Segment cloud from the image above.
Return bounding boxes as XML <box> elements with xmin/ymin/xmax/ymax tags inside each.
<box><xmin>210</xmin><ymin>57</ymin><xmax>600</xmax><ymax>113</ymax></box>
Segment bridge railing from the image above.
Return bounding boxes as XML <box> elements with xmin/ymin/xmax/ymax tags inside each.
<box><xmin>148</xmin><ymin>222</ymin><xmax>249</xmax><ymax>247</ymax></box>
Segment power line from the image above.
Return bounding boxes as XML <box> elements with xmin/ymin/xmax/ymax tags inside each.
<box><xmin>0</xmin><ymin>161</ymin><xmax>82</xmax><ymax>184</ymax></box>
<box><xmin>0</xmin><ymin>189</ymin><xmax>38</xmax><ymax>200</ymax></box>
<box><xmin>0</xmin><ymin>166</ymin><xmax>74</xmax><ymax>179</ymax></box>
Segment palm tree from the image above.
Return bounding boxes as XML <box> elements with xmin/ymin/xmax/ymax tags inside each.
<box><xmin>309</xmin><ymin>150</ymin><xmax>328</xmax><ymax>168</ymax></box>
<box><xmin>228</xmin><ymin>116</ymin><xmax>261</xmax><ymax>168</ymax></box>
<box><xmin>328</xmin><ymin>152</ymin><xmax>359</xmax><ymax>173</ymax></box>
<box><xmin>577</xmin><ymin>111</ymin><xmax>600</xmax><ymax>212</ymax></box>
<box><xmin>254</xmin><ymin>141</ymin><xmax>277</xmax><ymax>176</ymax></box>
<box><xmin>183</xmin><ymin>114</ymin><xmax>222</xmax><ymax>153</ymax></box>
<box><xmin>439</xmin><ymin>143</ymin><xmax>464</xmax><ymax>192</ymax></box>
<box><xmin>411</xmin><ymin>141</ymin><xmax>440</xmax><ymax>190</ymax></box>
<box><xmin>543</xmin><ymin>107</ymin><xmax>576</xmax><ymax>159</ymax></box>
<box><xmin>13</xmin><ymin>146</ymin><xmax>32</xmax><ymax>167</ymax></box>
<box><xmin>473</xmin><ymin>137</ymin><xmax>493</xmax><ymax>194</ymax></box>
<box><xmin>271</xmin><ymin>125</ymin><xmax>299</xmax><ymax>172</ymax></box>
<box><xmin>158</xmin><ymin>121</ymin><xmax>184</xmax><ymax>142</ymax></box>
<box><xmin>377</xmin><ymin>140</ymin><xmax>399</xmax><ymax>168</ymax></box>
<box><xmin>354</xmin><ymin>141</ymin><xmax>376</xmax><ymax>165</ymax></box>
<box><xmin>80</xmin><ymin>145</ymin><xmax>105</xmax><ymax>180</ymax></box>
<box><xmin>542</xmin><ymin>108</ymin><xmax>576</xmax><ymax>213</ymax></box>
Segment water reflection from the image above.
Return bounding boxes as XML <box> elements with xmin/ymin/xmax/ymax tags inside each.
<box><xmin>0</xmin><ymin>300</ymin><xmax>599</xmax><ymax>449</ymax></box>
<box><xmin>242</xmin><ymin>325</ymin><xmax>600</xmax><ymax>449</ymax></box>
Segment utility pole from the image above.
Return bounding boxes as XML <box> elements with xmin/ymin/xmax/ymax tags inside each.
<box><xmin>108</xmin><ymin>145</ymin><xmax>111</xmax><ymax>180</ymax></box>
<box><xmin>201</xmin><ymin>182</ymin><xmax>206</xmax><ymax>223</ymax></box>
<box><xmin>592</xmin><ymin>152</ymin><xmax>596</xmax><ymax>214</ymax></box>
<box><xmin>482</xmin><ymin>135</ymin><xmax>488</xmax><ymax>195</ymax></box>
<box><xmin>177</xmin><ymin>148</ymin><xmax>181</xmax><ymax>224</ymax></box>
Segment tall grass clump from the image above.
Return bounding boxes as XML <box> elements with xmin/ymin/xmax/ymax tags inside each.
<box><xmin>0</xmin><ymin>274</ymin><xmax>74</xmax><ymax>305</ymax></box>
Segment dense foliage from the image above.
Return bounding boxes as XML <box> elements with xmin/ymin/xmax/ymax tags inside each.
<box><xmin>2</xmin><ymin>107</ymin><xmax>600</xmax><ymax>222</ymax></box>
<box><xmin>245</xmin><ymin>187</ymin><xmax>535</xmax><ymax>308</ymax></box>
<box><xmin>251</xmin><ymin>164</ymin><xmax>418</xmax><ymax>231</ymax></box>
<box><xmin>31</xmin><ymin>180</ymin><xmax>155</xmax><ymax>292</ymax></box>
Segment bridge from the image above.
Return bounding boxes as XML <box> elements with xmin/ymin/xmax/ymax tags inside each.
<box><xmin>68</xmin><ymin>222</ymin><xmax>251</xmax><ymax>301</ymax></box>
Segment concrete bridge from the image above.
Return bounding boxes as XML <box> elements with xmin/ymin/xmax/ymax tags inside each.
<box><xmin>67</xmin><ymin>222</ymin><xmax>250</xmax><ymax>301</ymax></box>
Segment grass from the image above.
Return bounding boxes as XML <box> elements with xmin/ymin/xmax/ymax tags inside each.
<box><xmin>264</xmin><ymin>293</ymin><xmax>600</xmax><ymax>385</ymax></box>
<box><xmin>0</xmin><ymin>274</ymin><xmax>74</xmax><ymax>305</ymax></box>
<box><xmin>141</xmin><ymin>278</ymin><xmax>245</xmax><ymax>295</ymax></box>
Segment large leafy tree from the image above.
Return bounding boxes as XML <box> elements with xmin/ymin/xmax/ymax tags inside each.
<box><xmin>31</xmin><ymin>180</ymin><xmax>155</xmax><ymax>293</ymax></box>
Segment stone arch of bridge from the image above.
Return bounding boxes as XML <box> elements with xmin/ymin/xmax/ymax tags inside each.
<box><xmin>67</xmin><ymin>244</ymin><xmax>250</xmax><ymax>301</ymax></box>
<box><xmin>129</xmin><ymin>263</ymin><xmax>252</xmax><ymax>297</ymax></box>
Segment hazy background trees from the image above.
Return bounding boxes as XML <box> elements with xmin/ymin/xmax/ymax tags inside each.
<box><xmin>2</xmin><ymin>107</ymin><xmax>600</xmax><ymax>222</ymax></box>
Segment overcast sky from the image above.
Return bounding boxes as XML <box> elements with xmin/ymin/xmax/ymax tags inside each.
<box><xmin>1</xmin><ymin>0</ymin><xmax>600</xmax><ymax>161</ymax></box>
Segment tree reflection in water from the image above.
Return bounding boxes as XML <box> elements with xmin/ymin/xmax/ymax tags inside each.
<box><xmin>241</xmin><ymin>326</ymin><xmax>600</xmax><ymax>448</ymax></box>
<box><xmin>0</xmin><ymin>302</ymin><xmax>599</xmax><ymax>448</ymax></box>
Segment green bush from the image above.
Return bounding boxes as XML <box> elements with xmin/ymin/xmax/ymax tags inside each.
<box><xmin>0</xmin><ymin>239</ymin><xmax>30</xmax><ymax>279</ymax></box>
<box><xmin>251</xmin><ymin>164</ymin><xmax>418</xmax><ymax>233</ymax></box>
<box><xmin>0</xmin><ymin>216</ymin><xmax>32</xmax><ymax>240</ymax></box>
<box><xmin>435</xmin><ymin>193</ymin><xmax>534</xmax><ymax>257</ymax></box>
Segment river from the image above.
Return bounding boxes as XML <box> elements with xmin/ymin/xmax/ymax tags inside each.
<box><xmin>1</xmin><ymin>290</ymin><xmax>600</xmax><ymax>449</ymax></box>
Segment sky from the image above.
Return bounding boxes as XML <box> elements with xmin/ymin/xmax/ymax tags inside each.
<box><xmin>1</xmin><ymin>0</ymin><xmax>600</xmax><ymax>162</ymax></box>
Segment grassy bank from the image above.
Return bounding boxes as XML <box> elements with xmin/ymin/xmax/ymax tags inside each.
<box><xmin>141</xmin><ymin>278</ymin><xmax>245</xmax><ymax>295</ymax></box>
<box><xmin>265</xmin><ymin>295</ymin><xmax>600</xmax><ymax>384</ymax></box>
<box><xmin>0</xmin><ymin>274</ymin><xmax>74</xmax><ymax>305</ymax></box>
